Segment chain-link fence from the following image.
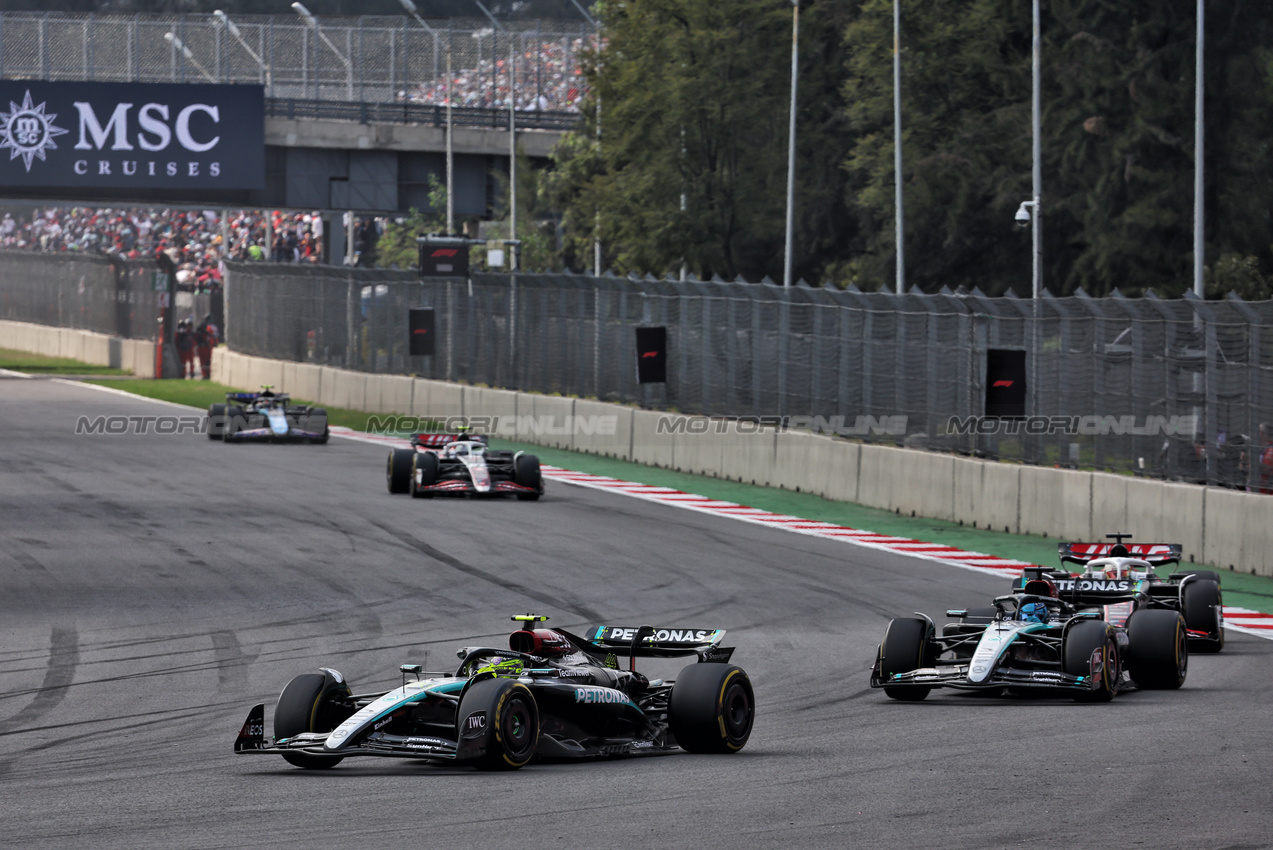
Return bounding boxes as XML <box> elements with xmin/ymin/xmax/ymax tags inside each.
<box><xmin>0</xmin><ymin>251</ymin><xmax>163</xmax><ymax>340</ymax></box>
<box><xmin>0</xmin><ymin>12</ymin><xmax>594</xmax><ymax>110</ymax></box>
<box><xmin>222</xmin><ymin>262</ymin><xmax>1273</xmax><ymax>490</ymax></box>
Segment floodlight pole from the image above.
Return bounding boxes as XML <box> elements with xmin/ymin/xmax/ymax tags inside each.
<box><xmin>782</xmin><ymin>0</ymin><xmax>798</xmax><ymax>289</ymax></box>
<box><xmin>292</xmin><ymin>3</ymin><xmax>353</xmax><ymax>100</ymax></box>
<box><xmin>892</xmin><ymin>0</ymin><xmax>904</xmax><ymax>294</ymax></box>
<box><xmin>475</xmin><ymin>0</ymin><xmax>518</xmax><ymax>268</ymax></box>
<box><xmin>1193</xmin><ymin>0</ymin><xmax>1205</xmax><ymax>298</ymax></box>
<box><xmin>214</xmin><ymin>10</ymin><xmax>271</xmax><ymax>89</ymax></box>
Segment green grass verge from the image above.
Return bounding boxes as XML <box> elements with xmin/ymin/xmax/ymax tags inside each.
<box><xmin>79</xmin><ymin>377</ymin><xmax>1273</xmax><ymax>615</ymax></box>
<box><xmin>0</xmin><ymin>347</ymin><xmax>130</xmax><ymax>375</ymax></box>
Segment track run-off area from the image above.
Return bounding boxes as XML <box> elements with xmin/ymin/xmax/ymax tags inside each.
<box><xmin>3</xmin><ymin>377</ymin><xmax>1272</xmax><ymax>849</ymax></box>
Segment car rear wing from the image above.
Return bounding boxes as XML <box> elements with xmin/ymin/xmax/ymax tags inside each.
<box><xmin>576</xmin><ymin>625</ymin><xmax>729</xmax><ymax>659</ymax></box>
<box><xmin>411</xmin><ymin>433</ymin><xmax>490</xmax><ymax>448</ymax></box>
<box><xmin>1057</xmin><ymin>542</ymin><xmax>1182</xmax><ymax>567</ymax></box>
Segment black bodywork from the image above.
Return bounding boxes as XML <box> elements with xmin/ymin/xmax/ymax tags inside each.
<box><xmin>234</xmin><ymin>617</ymin><xmax>749</xmax><ymax>767</ymax></box>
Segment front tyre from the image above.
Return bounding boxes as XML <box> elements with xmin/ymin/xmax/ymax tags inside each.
<box><xmin>207</xmin><ymin>403</ymin><xmax>226</xmax><ymax>440</ymax></box>
<box><xmin>1182</xmin><ymin>579</ymin><xmax>1224</xmax><ymax>653</ymax></box>
<box><xmin>1062</xmin><ymin>619</ymin><xmax>1118</xmax><ymax>702</ymax></box>
<box><xmin>457</xmin><ymin>678</ymin><xmax>539</xmax><ymax>770</ymax></box>
<box><xmin>514</xmin><ymin>454</ymin><xmax>543</xmax><ymax>501</ymax></box>
<box><xmin>878</xmin><ymin>617</ymin><xmax>933</xmax><ymax>701</ymax></box>
<box><xmin>1126</xmin><ymin>610</ymin><xmax>1188</xmax><ymax>689</ymax></box>
<box><xmin>274</xmin><ymin>671</ymin><xmax>354</xmax><ymax>769</ymax></box>
<box><xmin>668</xmin><ymin>663</ymin><xmax>754</xmax><ymax>753</ymax></box>
<box><xmin>387</xmin><ymin>448</ymin><xmax>414</xmax><ymax>494</ymax></box>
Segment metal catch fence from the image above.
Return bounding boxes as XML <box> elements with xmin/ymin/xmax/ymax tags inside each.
<box><xmin>0</xmin><ymin>251</ymin><xmax>163</xmax><ymax>340</ymax></box>
<box><xmin>0</xmin><ymin>12</ymin><xmax>595</xmax><ymax>110</ymax></box>
<box><xmin>223</xmin><ymin>262</ymin><xmax>1273</xmax><ymax>491</ymax></box>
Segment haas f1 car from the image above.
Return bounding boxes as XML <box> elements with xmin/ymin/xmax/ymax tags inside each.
<box><xmin>1010</xmin><ymin>532</ymin><xmax>1224</xmax><ymax>653</ymax></box>
<box><xmin>870</xmin><ymin>580</ymin><xmax>1189</xmax><ymax>702</ymax></box>
<box><xmin>234</xmin><ymin>615</ymin><xmax>754</xmax><ymax>770</ymax></box>
<box><xmin>386</xmin><ymin>433</ymin><xmax>543</xmax><ymax>500</ymax></box>
<box><xmin>207</xmin><ymin>387</ymin><xmax>329</xmax><ymax>444</ymax></box>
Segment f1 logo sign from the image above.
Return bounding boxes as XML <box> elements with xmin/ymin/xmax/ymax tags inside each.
<box><xmin>992</xmin><ymin>380</ymin><xmax>1014</xmax><ymax>388</ymax></box>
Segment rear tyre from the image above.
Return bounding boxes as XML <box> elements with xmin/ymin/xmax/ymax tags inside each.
<box><xmin>207</xmin><ymin>403</ymin><xmax>226</xmax><ymax>440</ymax></box>
<box><xmin>1172</xmin><ymin>569</ymin><xmax>1221</xmax><ymax>585</ymax></box>
<box><xmin>308</xmin><ymin>409</ymin><xmax>329</xmax><ymax>444</ymax></box>
<box><xmin>387</xmin><ymin>448</ymin><xmax>414</xmax><ymax>494</ymax></box>
<box><xmin>878</xmin><ymin>617</ymin><xmax>933</xmax><ymax>701</ymax></box>
<box><xmin>668</xmin><ymin>664</ymin><xmax>754</xmax><ymax>753</ymax></box>
<box><xmin>274</xmin><ymin>672</ymin><xmax>353</xmax><ymax>769</ymax></box>
<box><xmin>457</xmin><ymin>678</ymin><xmax>539</xmax><ymax>770</ymax></box>
<box><xmin>411</xmin><ymin>451</ymin><xmax>438</xmax><ymax>498</ymax></box>
<box><xmin>224</xmin><ymin>405</ymin><xmax>244</xmax><ymax>442</ymax></box>
<box><xmin>514</xmin><ymin>454</ymin><xmax>542</xmax><ymax>501</ymax></box>
<box><xmin>1126</xmin><ymin>610</ymin><xmax>1188</xmax><ymax>689</ymax></box>
<box><xmin>1182</xmin><ymin>579</ymin><xmax>1224</xmax><ymax>653</ymax></box>
<box><xmin>1062</xmin><ymin>619</ymin><xmax>1118</xmax><ymax>702</ymax></box>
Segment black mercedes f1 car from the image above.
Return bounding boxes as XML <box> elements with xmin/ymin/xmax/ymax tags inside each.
<box><xmin>1009</xmin><ymin>533</ymin><xmax>1224</xmax><ymax>652</ymax></box>
<box><xmin>207</xmin><ymin>387</ymin><xmax>328</xmax><ymax>443</ymax></box>
<box><xmin>386</xmin><ymin>433</ymin><xmax>543</xmax><ymax>500</ymax></box>
<box><xmin>234</xmin><ymin>615</ymin><xmax>753</xmax><ymax>770</ymax></box>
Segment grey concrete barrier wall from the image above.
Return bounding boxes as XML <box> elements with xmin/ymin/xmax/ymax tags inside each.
<box><xmin>206</xmin><ymin>346</ymin><xmax>1273</xmax><ymax>577</ymax></box>
<box><xmin>0</xmin><ymin>318</ymin><xmax>157</xmax><ymax>377</ymax></box>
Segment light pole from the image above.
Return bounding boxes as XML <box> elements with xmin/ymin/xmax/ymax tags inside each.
<box><xmin>213</xmin><ymin>10</ymin><xmax>271</xmax><ymax>90</ymax></box>
<box><xmin>567</xmin><ymin>0</ymin><xmax>602</xmax><ymax>275</ymax></box>
<box><xmin>399</xmin><ymin>0</ymin><xmax>451</xmax><ymax>233</ymax></box>
<box><xmin>782</xmin><ymin>0</ymin><xmax>798</xmax><ymax>289</ymax></box>
<box><xmin>474</xmin><ymin>1</ymin><xmax>518</xmax><ymax>268</ymax></box>
<box><xmin>892</xmin><ymin>0</ymin><xmax>904</xmax><ymax>294</ymax></box>
<box><xmin>397</xmin><ymin>0</ymin><xmax>442</xmax><ymax>100</ymax></box>
<box><xmin>164</xmin><ymin>32</ymin><xmax>216</xmax><ymax>84</ymax></box>
<box><xmin>1031</xmin><ymin>0</ymin><xmax>1041</xmax><ymax>300</ymax></box>
<box><xmin>1193</xmin><ymin>0</ymin><xmax>1204</xmax><ymax>298</ymax></box>
<box><xmin>291</xmin><ymin>2</ymin><xmax>353</xmax><ymax>100</ymax></box>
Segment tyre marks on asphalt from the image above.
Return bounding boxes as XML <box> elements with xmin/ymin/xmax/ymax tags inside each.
<box><xmin>367</xmin><ymin>518</ymin><xmax>605</xmax><ymax>623</ymax></box>
<box><xmin>211</xmin><ymin>630</ymin><xmax>256</xmax><ymax>692</ymax></box>
<box><xmin>0</xmin><ymin>626</ymin><xmax>79</xmax><ymax>736</ymax></box>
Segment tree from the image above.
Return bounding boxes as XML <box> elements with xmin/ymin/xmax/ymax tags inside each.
<box><xmin>552</xmin><ymin>0</ymin><xmax>854</xmax><ymax>282</ymax></box>
<box><xmin>376</xmin><ymin>176</ymin><xmax>447</xmax><ymax>269</ymax></box>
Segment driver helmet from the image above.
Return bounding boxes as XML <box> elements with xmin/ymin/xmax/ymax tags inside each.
<box><xmin>1101</xmin><ymin>562</ymin><xmax>1127</xmax><ymax>580</ymax></box>
<box><xmin>1018</xmin><ymin>602</ymin><xmax>1050</xmax><ymax>625</ymax></box>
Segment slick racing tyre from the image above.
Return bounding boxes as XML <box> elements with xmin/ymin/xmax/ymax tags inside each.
<box><xmin>1062</xmin><ymin>619</ymin><xmax>1118</xmax><ymax>702</ymax></box>
<box><xmin>223</xmin><ymin>405</ymin><xmax>244</xmax><ymax>442</ymax></box>
<box><xmin>878</xmin><ymin>617</ymin><xmax>933</xmax><ymax>701</ymax></box>
<box><xmin>514</xmin><ymin>454</ymin><xmax>542</xmax><ymax>501</ymax></box>
<box><xmin>387</xmin><ymin>448</ymin><xmax>414</xmax><ymax>494</ymax></box>
<box><xmin>411</xmin><ymin>451</ymin><xmax>438</xmax><ymax>498</ymax></box>
<box><xmin>274</xmin><ymin>671</ymin><xmax>354</xmax><ymax>769</ymax></box>
<box><xmin>207</xmin><ymin>403</ymin><xmax>226</xmax><ymax>440</ymax></box>
<box><xmin>307</xmin><ymin>408</ymin><xmax>329</xmax><ymax>444</ymax></box>
<box><xmin>1126</xmin><ymin>610</ymin><xmax>1188</xmax><ymax>689</ymax></box>
<box><xmin>668</xmin><ymin>663</ymin><xmax>754</xmax><ymax>753</ymax></box>
<box><xmin>457</xmin><ymin>678</ymin><xmax>539</xmax><ymax>770</ymax></box>
<box><xmin>1182</xmin><ymin>579</ymin><xmax>1224</xmax><ymax>653</ymax></box>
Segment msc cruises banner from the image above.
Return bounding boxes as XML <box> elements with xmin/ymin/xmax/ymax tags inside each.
<box><xmin>0</xmin><ymin>81</ymin><xmax>264</xmax><ymax>190</ymax></box>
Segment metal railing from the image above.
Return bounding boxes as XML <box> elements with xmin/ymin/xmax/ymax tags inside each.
<box><xmin>220</xmin><ymin>262</ymin><xmax>1273</xmax><ymax>491</ymax></box>
<box><xmin>0</xmin><ymin>12</ymin><xmax>594</xmax><ymax>111</ymax></box>
<box><xmin>263</xmin><ymin>96</ymin><xmax>579</xmax><ymax>131</ymax></box>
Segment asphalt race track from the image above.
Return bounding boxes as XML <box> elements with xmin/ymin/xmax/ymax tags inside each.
<box><xmin>3</xmin><ymin>378</ymin><xmax>1272</xmax><ymax>849</ymax></box>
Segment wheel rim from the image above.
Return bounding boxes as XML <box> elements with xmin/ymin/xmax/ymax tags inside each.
<box><xmin>721</xmin><ymin>682</ymin><xmax>753</xmax><ymax>742</ymax></box>
<box><xmin>502</xmin><ymin>697</ymin><xmax>534</xmax><ymax>758</ymax></box>
<box><xmin>1176</xmin><ymin>623</ymin><xmax>1188</xmax><ymax>681</ymax></box>
<box><xmin>1104</xmin><ymin>639</ymin><xmax>1119</xmax><ymax>695</ymax></box>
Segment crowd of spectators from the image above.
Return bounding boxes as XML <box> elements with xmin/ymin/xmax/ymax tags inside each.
<box><xmin>0</xmin><ymin>207</ymin><xmax>332</xmax><ymax>288</ymax></box>
<box><xmin>404</xmin><ymin>36</ymin><xmax>594</xmax><ymax>111</ymax></box>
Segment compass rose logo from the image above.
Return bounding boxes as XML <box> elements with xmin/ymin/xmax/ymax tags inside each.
<box><xmin>0</xmin><ymin>90</ymin><xmax>69</xmax><ymax>172</ymax></box>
